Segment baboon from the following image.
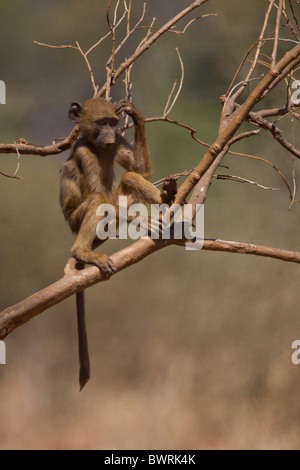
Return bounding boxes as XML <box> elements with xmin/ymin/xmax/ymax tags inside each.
<box><xmin>60</xmin><ymin>97</ymin><xmax>176</xmax><ymax>389</ymax></box>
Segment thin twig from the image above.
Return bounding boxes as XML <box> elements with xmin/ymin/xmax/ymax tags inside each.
<box><xmin>137</xmin><ymin>17</ymin><xmax>157</xmax><ymax>51</ymax></box>
<box><xmin>229</xmin><ymin>130</ymin><xmax>261</xmax><ymax>144</ymax></box>
<box><xmin>249</xmin><ymin>0</ymin><xmax>276</xmax><ymax>75</ymax></box>
<box><xmin>13</xmin><ymin>143</ymin><xmax>21</xmax><ymax>177</ymax></box>
<box><xmin>163</xmin><ymin>81</ymin><xmax>178</xmax><ymax>118</ymax></box>
<box><xmin>107</xmin><ymin>3</ymin><xmax>147</xmax><ymax>65</ymax></box>
<box><xmin>154</xmin><ymin>169</ymin><xmax>195</xmax><ymax>187</ymax></box>
<box><xmin>289</xmin><ymin>111</ymin><xmax>297</xmax><ymax>208</ymax></box>
<box><xmin>264</xmin><ymin>37</ymin><xmax>300</xmax><ymax>44</ymax></box>
<box><xmin>86</xmin><ymin>32</ymin><xmax>112</xmax><ymax>56</ymax></box>
<box><xmin>0</xmin><ymin>126</ymin><xmax>80</xmax><ymax>156</ymax></box>
<box><xmin>33</xmin><ymin>41</ymin><xmax>78</xmax><ymax>50</ymax></box>
<box><xmin>0</xmin><ymin>170</ymin><xmax>22</xmax><ymax>180</ymax></box>
<box><xmin>272</xmin><ymin>0</ymin><xmax>284</xmax><ymax>68</ymax></box>
<box><xmin>289</xmin><ymin>0</ymin><xmax>300</xmax><ymax>33</ymax></box>
<box><xmin>75</xmin><ymin>41</ymin><xmax>98</xmax><ymax>96</ymax></box>
<box><xmin>215</xmin><ymin>174</ymin><xmax>279</xmax><ymax>191</ymax></box>
<box><xmin>224</xmin><ymin>76</ymin><xmax>264</xmax><ymax>109</ymax></box>
<box><xmin>249</xmin><ymin>111</ymin><xmax>300</xmax><ymax>160</ymax></box>
<box><xmin>229</xmin><ymin>1</ymin><xmax>275</xmax><ymax>102</ymax></box>
<box><xmin>86</xmin><ymin>4</ymin><xmax>128</xmax><ymax>55</ymax></box>
<box><xmin>97</xmin><ymin>0</ymin><xmax>210</xmax><ymax>97</ymax></box>
<box><xmin>228</xmin><ymin>151</ymin><xmax>293</xmax><ymax>200</ymax></box>
<box><xmin>225</xmin><ymin>42</ymin><xmax>261</xmax><ymax>98</ymax></box>
<box><xmin>164</xmin><ymin>49</ymin><xmax>184</xmax><ymax>116</ymax></box>
<box><xmin>106</xmin><ymin>0</ymin><xmax>116</xmax><ymax>99</ymax></box>
<box><xmin>137</xmin><ymin>14</ymin><xmax>217</xmax><ymax>35</ymax></box>
<box><xmin>126</xmin><ymin>0</ymin><xmax>132</xmax><ymax>35</ymax></box>
<box><xmin>282</xmin><ymin>5</ymin><xmax>299</xmax><ymax>41</ymax></box>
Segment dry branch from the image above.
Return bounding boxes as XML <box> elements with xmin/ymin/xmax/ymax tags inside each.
<box><xmin>0</xmin><ymin>127</ymin><xmax>80</xmax><ymax>156</ymax></box>
<box><xmin>0</xmin><ymin>1</ymin><xmax>208</xmax><ymax>157</ymax></box>
<box><xmin>1</xmin><ymin>237</ymin><xmax>300</xmax><ymax>340</ymax></box>
<box><xmin>1</xmin><ymin>1</ymin><xmax>300</xmax><ymax>347</ymax></box>
<box><xmin>250</xmin><ymin>111</ymin><xmax>300</xmax><ymax>160</ymax></box>
<box><xmin>97</xmin><ymin>0</ymin><xmax>209</xmax><ymax>97</ymax></box>
<box><xmin>175</xmin><ymin>43</ymin><xmax>300</xmax><ymax>206</ymax></box>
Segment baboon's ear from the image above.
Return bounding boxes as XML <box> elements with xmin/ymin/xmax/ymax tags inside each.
<box><xmin>68</xmin><ymin>102</ymin><xmax>83</xmax><ymax>123</ymax></box>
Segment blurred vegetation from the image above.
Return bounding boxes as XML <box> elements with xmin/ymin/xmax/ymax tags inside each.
<box><xmin>0</xmin><ymin>0</ymin><xmax>300</xmax><ymax>450</ymax></box>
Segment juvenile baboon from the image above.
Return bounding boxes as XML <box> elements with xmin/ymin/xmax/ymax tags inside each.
<box><xmin>60</xmin><ymin>97</ymin><xmax>176</xmax><ymax>389</ymax></box>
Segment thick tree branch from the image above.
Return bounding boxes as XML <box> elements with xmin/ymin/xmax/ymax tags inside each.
<box><xmin>175</xmin><ymin>43</ymin><xmax>300</xmax><ymax>205</ymax></box>
<box><xmin>1</xmin><ymin>237</ymin><xmax>299</xmax><ymax>340</ymax></box>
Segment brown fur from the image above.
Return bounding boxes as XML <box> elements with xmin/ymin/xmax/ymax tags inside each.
<box><xmin>60</xmin><ymin>97</ymin><xmax>176</xmax><ymax>389</ymax></box>
<box><xmin>60</xmin><ymin>98</ymin><xmax>175</xmax><ymax>273</ymax></box>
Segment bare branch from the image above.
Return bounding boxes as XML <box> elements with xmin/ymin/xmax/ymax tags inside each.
<box><xmin>229</xmin><ymin>130</ymin><xmax>261</xmax><ymax>144</ymax></box>
<box><xmin>126</xmin><ymin>0</ymin><xmax>132</xmax><ymax>35</ymax></box>
<box><xmin>282</xmin><ymin>5</ymin><xmax>299</xmax><ymax>41</ymax></box>
<box><xmin>33</xmin><ymin>41</ymin><xmax>78</xmax><ymax>50</ymax></box>
<box><xmin>105</xmin><ymin>0</ymin><xmax>116</xmax><ymax>99</ymax></box>
<box><xmin>34</xmin><ymin>40</ymin><xmax>99</xmax><ymax>95</ymax></box>
<box><xmin>249</xmin><ymin>111</ymin><xmax>300</xmax><ymax>160</ymax></box>
<box><xmin>228</xmin><ymin>151</ymin><xmax>293</xmax><ymax>200</ymax></box>
<box><xmin>154</xmin><ymin>169</ymin><xmax>195</xmax><ymax>186</ymax></box>
<box><xmin>251</xmin><ymin>0</ymin><xmax>275</xmax><ymax>75</ymax></box>
<box><xmin>262</xmin><ymin>54</ymin><xmax>300</xmax><ymax>97</ymax></box>
<box><xmin>228</xmin><ymin>1</ymin><xmax>276</xmax><ymax>101</ymax></box>
<box><xmin>215</xmin><ymin>174</ymin><xmax>279</xmax><ymax>191</ymax></box>
<box><xmin>97</xmin><ymin>0</ymin><xmax>210</xmax><ymax>97</ymax></box>
<box><xmin>85</xmin><ymin>32</ymin><xmax>112</xmax><ymax>56</ymax></box>
<box><xmin>289</xmin><ymin>0</ymin><xmax>300</xmax><ymax>33</ymax></box>
<box><xmin>199</xmin><ymin>239</ymin><xmax>300</xmax><ymax>264</ymax></box>
<box><xmin>179</xmin><ymin>14</ymin><xmax>217</xmax><ymax>34</ymax></box>
<box><xmin>289</xmin><ymin>112</ymin><xmax>297</xmax><ymax>209</ymax></box>
<box><xmin>0</xmin><ymin>127</ymin><xmax>80</xmax><ymax>156</ymax></box>
<box><xmin>86</xmin><ymin>3</ymin><xmax>128</xmax><ymax>56</ymax></box>
<box><xmin>75</xmin><ymin>41</ymin><xmax>98</xmax><ymax>96</ymax></box>
<box><xmin>175</xmin><ymin>43</ymin><xmax>300</xmax><ymax>206</ymax></box>
<box><xmin>13</xmin><ymin>144</ymin><xmax>21</xmax><ymax>177</ymax></box>
<box><xmin>2</xmin><ymin>235</ymin><xmax>300</xmax><ymax>339</ymax></box>
<box><xmin>163</xmin><ymin>49</ymin><xmax>184</xmax><ymax>116</ymax></box>
<box><xmin>138</xmin><ymin>14</ymin><xmax>217</xmax><ymax>35</ymax></box>
<box><xmin>0</xmin><ymin>170</ymin><xmax>22</xmax><ymax>180</ymax></box>
<box><xmin>272</xmin><ymin>0</ymin><xmax>284</xmax><ymax>68</ymax></box>
<box><xmin>106</xmin><ymin>2</ymin><xmax>147</xmax><ymax>66</ymax></box>
<box><xmin>163</xmin><ymin>81</ymin><xmax>178</xmax><ymax>118</ymax></box>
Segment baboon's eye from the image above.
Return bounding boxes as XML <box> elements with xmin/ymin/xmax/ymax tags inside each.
<box><xmin>96</xmin><ymin>119</ymin><xmax>107</xmax><ymax>126</ymax></box>
<box><xmin>109</xmin><ymin>118</ymin><xmax>119</xmax><ymax>127</ymax></box>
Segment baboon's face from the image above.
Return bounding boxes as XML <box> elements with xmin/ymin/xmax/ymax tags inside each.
<box><xmin>69</xmin><ymin>97</ymin><xmax>119</xmax><ymax>150</ymax></box>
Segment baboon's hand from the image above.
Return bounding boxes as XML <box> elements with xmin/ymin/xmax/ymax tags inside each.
<box><xmin>116</xmin><ymin>100</ymin><xmax>144</xmax><ymax>124</ymax></box>
<box><xmin>161</xmin><ymin>176</ymin><xmax>177</xmax><ymax>205</ymax></box>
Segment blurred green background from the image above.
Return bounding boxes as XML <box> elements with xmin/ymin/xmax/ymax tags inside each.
<box><xmin>0</xmin><ymin>0</ymin><xmax>300</xmax><ymax>450</ymax></box>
